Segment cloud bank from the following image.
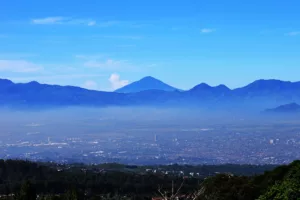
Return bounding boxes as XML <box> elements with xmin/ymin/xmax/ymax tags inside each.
<box><xmin>109</xmin><ymin>74</ymin><xmax>129</xmax><ymax>90</ymax></box>
<box><xmin>31</xmin><ymin>17</ymin><xmax>96</xmax><ymax>26</ymax></box>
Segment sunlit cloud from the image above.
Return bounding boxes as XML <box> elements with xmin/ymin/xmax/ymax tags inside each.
<box><xmin>108</xmin><ymin>73</ymin><xmax>129</xmax><ymax>90</ymax></box>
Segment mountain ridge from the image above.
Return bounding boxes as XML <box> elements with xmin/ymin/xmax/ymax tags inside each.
<box><xmin>265</xmin><ymin>103</ymin><xmax>300</xmax><ymax>113</ymax></box>
<box><xmin>1</xmin><ymin>78</ymin><xmax>300</xmax><ymax>110</ymax></box>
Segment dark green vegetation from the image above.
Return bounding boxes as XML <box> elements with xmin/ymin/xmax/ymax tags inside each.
<box><xmin>197</xmin><ymin>160</ymin><xmax>300</xmax><ymax>200</ymax></box>
<box><xmin>0</xmin><ymin>160</ymin><xmax>299</xmax><ymax>199</ymax></box>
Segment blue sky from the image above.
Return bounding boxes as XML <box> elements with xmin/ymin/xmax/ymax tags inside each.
<box><xmin>1</xmin><ymin>0</ymin><xmax>300</xmax><ymax>91</ymax></box>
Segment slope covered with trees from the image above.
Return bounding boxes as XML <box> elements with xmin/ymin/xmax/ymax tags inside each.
<box><xmin>0</xmin><ymin>160</ymin><xmax>299</xmax><ymax>199</ymax></box>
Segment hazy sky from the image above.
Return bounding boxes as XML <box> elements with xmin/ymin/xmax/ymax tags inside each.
<box><xmin>1</xmin><ymin>0</ymin><xmax>300</xmax><ymax>91</ymax></box>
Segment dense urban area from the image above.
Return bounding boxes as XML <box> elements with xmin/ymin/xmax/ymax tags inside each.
<box><xmin>1</xmin><ymin>113</ymin><xmax>300</xmax><ymax>165</ymax></box>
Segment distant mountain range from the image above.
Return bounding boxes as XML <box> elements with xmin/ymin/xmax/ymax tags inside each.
<box><xmin>265</xmin><ymin>103</ymin><xmax>300</xmax><ymax>113</ymax></box>
<box><xmin>1</xmin><ymin>77</ymin><xmax>300</xmax><ymax>110</ymax></box>
<box><xmin>115</xmin><ymin>76</ymin><xmax>178</xmax><ymax>93</ymax></box>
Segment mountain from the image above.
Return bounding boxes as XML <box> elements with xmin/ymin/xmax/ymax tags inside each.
<box><xmin>265</xmin><ymin>103</ymin><xmax>300</xmax><ymax>113</ymax></box>
<box><xmin>235</xmin><ymin>79</ymin><xmax>300</xmax><ymax>95</ymax></box>
<box><xmin>0</xmin><ymin>79</ymin><xmax>128</xmax><ymax>108</ymax></box>
<box><xmin>2</xmin><ymin>78</ymin><xmax>300</xmax><ymax>110</ymax></box>
<box><xmin>115</xmin><ymin>76</ymin><xmax>179</xmax><ymax>93</ymax></box>
<box><xmin>189</xmin><ymin>83</ymin><xmax>231</xmax><ymax>96</ymax></box>
<box><xmin>231</xmin><ymin>79</ymin><xmax>300</xmax><ymax>109</ymax></box>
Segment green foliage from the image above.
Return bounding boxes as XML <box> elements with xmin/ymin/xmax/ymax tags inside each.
<box><xmin>0</xmin><ymin>159</ymin><xmax>300</xmax><ymax>200</ymax></box>
<box><xmin>258</xmin><ymin>179</ymin><xmax>300</xmax><ymax>200</ymax></box>
<box><xmin>197</xmin><ymin>174</ymin><xmax>257</xmax><ymax>200</ymax></box>
<box><xmin>0</xmin><ymin>159</ymin><xmax>199</xmax><ymax>199</ymax></box>
<box><xmin>64</xmin><ymin>188</ymin><xmax>79</xmax><ymax>200</ymax></box>
<box><xmin>193</xmin><ymin>160</ymin><xmax>300</xmax><ymax>200</ymax></box>
<box><xmin>17</xmin><ymin>181</ymin><xmax>36</xmax><ymax>200</ymax></box>
<box><xmin>257</xmin><ymin>161</ymin><xmax>300</xmax><ymax>200</ymax></box>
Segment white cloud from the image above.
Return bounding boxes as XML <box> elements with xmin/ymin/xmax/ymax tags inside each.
<box><xmin>32</xmin><ymin>17</ymin><xmax>66</xmax><ymax>24</ymax></box>
<box><xmin>31</xmin><ymin>17</ymin><xmax>96</xmax><ymax>26</ymax></box>
<box><xmin>109</xmin><ymin>73</ymin><xmax>129</xmax><ymax>90</ymax></box>
<box><xmin>82</xmin><ymin>80</ymin><xmax>98</xmax><ymax>90</ymax></box>
<box><xmin>286</xmin><ymin>31</ymin><xmax>300</xmax><ymax>36</ymax></box>
<box><xmin>0</xmin><ymin>60</ymin><xmax>42</xmax><ymax>73</ymax></box>
<box><xmin>200</xmin><ymin>28</ymin><xmax>215</xmax><ymax>34</ymax></box>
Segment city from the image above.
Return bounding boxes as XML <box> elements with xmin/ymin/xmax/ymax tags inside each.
<box><xmin>1</xmin><ymin>113</ymin><xmax>299</xmax><ymax>165</ymax></box>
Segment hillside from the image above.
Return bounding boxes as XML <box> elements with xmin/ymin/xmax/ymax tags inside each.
<box><xmin>265</xmin><ymin>103</ymin><xmax>300</xmax><ymax>113</ymax></box>
<box><xmin>0</xmin><ymin>160</ymin><xmax>299</xmax><ymax>199</ymax></box>
<box><xmin>115</xmin><ymin>76</ymin><xmax>179</xmax><ymax>93</ymax></box>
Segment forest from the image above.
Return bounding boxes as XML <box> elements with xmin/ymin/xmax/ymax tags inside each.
<box><xmin>0</xmin><ymin>159</ymin><xmax>299</xmax><ymax>199</ymax></box>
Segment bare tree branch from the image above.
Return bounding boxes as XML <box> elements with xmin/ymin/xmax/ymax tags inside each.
<box><xmin>192</xmin><ymin>184</ymin><xmax>206</xmax><ymax>200</ymax></box>
<box><xmin>172</xmin><ymin>180</ymin><xmax>174</xmax><ymax>197</ymax></box>
<box><xmin>171</xmin><ymin>179</ymin><xmax>185</xmax><ymax>199</ymax></box>
<box><xmin>156</xmin><ymin>179</ymin><xmax>203</xmax><ymax>200</ymax></box>
<box><xmin>157</xmin><ymin>185</ymin><xmax>168</xmax><ymax>200</ymax></box>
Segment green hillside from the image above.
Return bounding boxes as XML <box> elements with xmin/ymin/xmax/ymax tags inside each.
<box><xmin>0</xmin><ymin>160</ymin><xmax>299</xmax><ymax>199</ymax></box>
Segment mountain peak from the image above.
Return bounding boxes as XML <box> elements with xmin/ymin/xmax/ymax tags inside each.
<box><xmin>0</xmin><ymin>79</ymin><xmax>14</xmax><ymax>88</ymax></box>
<box><xmin>191</xmin><ymin>83</ymin><xmax>212</xmax><ymax>90</ymax></box>
<box><xmin>215</xmin><ymin>84</ymin><xmax>231</xmax><ymax>91</ymax></box>
<box><xmin>0</xmin><ymin>78</ymin><xmax>14</xmax><ymax>84</ymax></box>
<box><xmin>216</xmin><ymin>84</ymin><xmax>229</xmax><ymax>88</ymax></box>
<box><xmin>247</xmin><ymin>79</ymin><xmax>291</xmax><ymax>88</ymax></box>
<box><xmin>28</xmin><ymin>81</ymin><xmax>40</xmax><ymax>85</ymax></box>
<box><xmin>190</xmin><ymin>83</ymin><xmax>231</xmax><ymax>94</ymax></box>
<box><xmin>140</xmin><ymin>76</ymin><xmax>158</xmax><ymax>81</ymax></box>
<box><xmin>115</xmin><ymin>76</ymin><xmax>178</xmax><ymax>93</ymax></box>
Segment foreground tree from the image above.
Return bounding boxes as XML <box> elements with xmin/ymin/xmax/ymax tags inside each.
<box><xmin>156</xmin><ymin>179</ymin><xmax>205</xmax><ymax>200</ymax></box>
<box><xmin>17</xmin><ymin>181</ymin><xmax>37</xmax><ymax>200</ymax></box>
<box><xmin>64</xmin><ymin>188</ymin><xmax>79</xmax><ymax>200</ymax></box>
<box><xmin>258</xmin><ymin>179</ymin><xmax>300</xmax><ymax>200</ymax></box>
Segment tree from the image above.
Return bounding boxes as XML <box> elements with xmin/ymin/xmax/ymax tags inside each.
<box><xmin>258</xmin><ymin>178</ymin><xmax>300</xmax><ymax>200</ymax></box>
<box><xmin>64</xmin><ymin>188</ymin><xmax>79</xmax><ymax>200</ymax></box>
<box><xmin>156</xmin><ymin>179</ymin><xmax>205</xmax><ymax>200</ymax></box>
<box><xmin>17</xmin><ymin>181</ymin><xmax>37</xmax><ymax>200</ymax></box>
